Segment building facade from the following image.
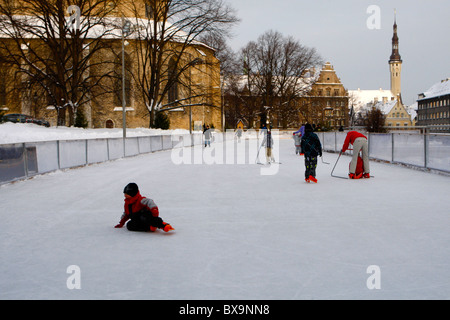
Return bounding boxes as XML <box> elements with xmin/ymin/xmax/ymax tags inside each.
<box><xmin>416</xmin><ymin>78</ymin><xmax>450</xmax><ymax>132</ymax></box>
<box><xmin>0</xmin><ymin>0</ymin><xmax>223</xmax><ymax>131</ymax></box>
<box><xmin>303</xmin><ymin>62</ymin><xmax>349</xmax><ymax>130</ymax></box>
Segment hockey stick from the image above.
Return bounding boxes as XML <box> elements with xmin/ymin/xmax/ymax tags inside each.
<box><xmin>330</xmin><ymin>151</ymin><xmax>348</xmax><ymax>179</ymax></box>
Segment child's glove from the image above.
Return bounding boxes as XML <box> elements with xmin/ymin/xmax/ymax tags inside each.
<box><xmin>114</xmin><ymin>214</ymin><xmax>128</xmax><ymax>228</ymax></box>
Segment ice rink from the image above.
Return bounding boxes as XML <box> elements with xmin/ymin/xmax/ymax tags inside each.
<box><xmin>1</xmin><ymin>137</ymin><xmax>449</xmax><ymax>300</ymax></box>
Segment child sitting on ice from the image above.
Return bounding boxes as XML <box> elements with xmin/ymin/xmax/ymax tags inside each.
<box><xmin>114</xmin><ymin>183</ymin><xmax>174</xmax><ymax>232</ymax></box>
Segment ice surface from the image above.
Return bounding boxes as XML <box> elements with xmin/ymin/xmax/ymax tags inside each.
<box><xmin>0</xmin><ymin>137</ymin><xmax>449</xmax><ymax>300</ymax></box>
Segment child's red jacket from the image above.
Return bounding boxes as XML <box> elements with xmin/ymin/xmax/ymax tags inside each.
<box><xmin>116</xmin><ymin>192</ymin><xmax>159</xmax><ymax>227</ymax></box>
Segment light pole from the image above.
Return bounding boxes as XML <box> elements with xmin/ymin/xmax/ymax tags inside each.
<box><xmin>121</xmin><ymin>16</ymin><xmax>132</xmax><ymax>152</ymax></box>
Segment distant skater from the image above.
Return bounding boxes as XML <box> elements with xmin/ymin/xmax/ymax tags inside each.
<box><xmin>301</xmin><ymin>124</ymin><xmax>322</xmax><ymax>183</ymax></box>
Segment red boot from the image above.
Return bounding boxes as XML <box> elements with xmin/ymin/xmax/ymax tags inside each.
<box><xmin>162</xmin><ymin>222</ymin><xmax>174</xmax><ymax>232</ymax></box>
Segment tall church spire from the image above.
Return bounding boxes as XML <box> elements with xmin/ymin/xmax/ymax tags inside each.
<box><xmin>389</xmin><ymin>10</ymin><xmax>402</xmax><ymax>98</ymax></box>
<box><xmin>390</xmin><ymin>9</ymin><xmax>402</xmax><ymax>62</ymax></box>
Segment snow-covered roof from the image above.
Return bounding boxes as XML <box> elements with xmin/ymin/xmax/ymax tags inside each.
<box><xmin>348</xmin><ymin>88</ymin><xmax>395</xmax><ymax>112</ymax></box>
<box><xmin>374</xmin><ymin>99</ymin><xmax>398</xmax><ymax>115</ymax></box>
<box><xmin>418</xmin><ymin>78</ymin><xmax>450</xmax><ymax>101</ymax></box>
<box><xmin>0</xmin><ymin>15</ymin><xmax>215</xmax><ymax>52</ymax></box>
<box><xmin>407</xmin><ymin>102</ymin><xmax>418</xmax><ymax>121</ymax></box>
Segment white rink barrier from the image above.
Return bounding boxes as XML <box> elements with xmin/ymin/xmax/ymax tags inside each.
<box><xmin>319</xmin><ymin>131</ymin><xmax>450</xmax><ymax>173</ymax></box>
<box><xmin>0</xmin><ymin>133</ymin><xmax>206</xmax><ymax>184</ymax></box>
<box><xmin>1</xmin><ymin>131</ymin><xmax>449</xmax><ymax>184</ymax></box>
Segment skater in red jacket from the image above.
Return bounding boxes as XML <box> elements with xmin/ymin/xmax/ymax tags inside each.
<box><xmin>114</xmin><ymin>183</ymin><xmax>174</xmax><ymax>232</ymax></box>
<box><xmin>342</xmin><ymin>131</ymin><xmax>370</xmax><ymax>179</ymax></box>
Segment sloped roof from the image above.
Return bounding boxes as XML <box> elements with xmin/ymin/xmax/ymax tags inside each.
<box><xmin>418</xmin><ymin>78</ymin><xmax>450</xmax><ymax>101</ymax></box>
<box><xmin>374</xmin><ymin>99</ymin><xmax>398</xmax><ymax>115</ymax></box>
<box><xmin>0</xmin><ymin>15</ymin><xmax>215</xmax><ymax>51</ymax></box>
<box><xmin>348</xmin><ymin>88</ymin><xmax>395</xmax><ymax>112</ymax></box>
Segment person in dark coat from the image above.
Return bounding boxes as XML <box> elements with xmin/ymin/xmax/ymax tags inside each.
<box><xmin>300</xmin><ymin>124</ymin><xmax>322</xmax><ymax>183</ymax></box>
<box><xmin>115</xmin><ymin>183</ymin><xmax>174</xmax><ymax>232</ymax></box>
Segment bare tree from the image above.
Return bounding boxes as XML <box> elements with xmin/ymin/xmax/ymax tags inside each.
<box><xmin>238</xmin><ymin>30</ymin><xmax>322</xmax><ymax>128</ymax></box>
<box><xmin>0</xmin><ymin>0</ymin><xmax>117</xmax><ymax>126</ymax></box>
<box><xmin>127</xmin><ymin>0</ymin><xmax>239</xmax><ymax>128</ymax></box>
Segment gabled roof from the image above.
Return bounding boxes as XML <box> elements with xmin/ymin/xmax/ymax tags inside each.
<box><xmin>374</xmin><ymin>99</ymin><xmax>398</xmax><ymax>115</ymax></box>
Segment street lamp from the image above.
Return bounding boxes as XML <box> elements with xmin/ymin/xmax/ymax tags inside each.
<box><xmin>121</xmin><ymin>16</ymin><xmax>132</xmax><ymax>153</ymax></box>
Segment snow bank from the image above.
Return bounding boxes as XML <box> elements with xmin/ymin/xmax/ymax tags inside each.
<box><xmin>0</xmin><ymin>122</ymin><xmax>190</xmax><ymax>144</ymax></box>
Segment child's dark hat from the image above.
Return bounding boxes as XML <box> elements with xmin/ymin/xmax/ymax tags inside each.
<box><xmin>124</xmin><ymin>183</ymin><xmax>139</xmax><ymax>197</ymax></box>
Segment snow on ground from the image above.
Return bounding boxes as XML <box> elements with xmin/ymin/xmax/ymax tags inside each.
<box><xmin>0</xmin><ymin>128</ymin><xmax>449</xmax><ymax>300</ymax></box>
<box><xmin>0</xmin><ymin>122</ymin><xmax>189</xmax><ymax>144</ymax></box>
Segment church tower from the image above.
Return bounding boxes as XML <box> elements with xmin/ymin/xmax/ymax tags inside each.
<box><xmin>389</xmin><ymin>11</ymin><xmax>402</xmax><ymax>98</ymax></box>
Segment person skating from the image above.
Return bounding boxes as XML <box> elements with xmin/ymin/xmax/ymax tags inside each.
<box><xmin>300</xmin><ymin>124</ymin><xmax>322</xmax><ymax>183</ymax></box>
<box><xmin>293</xmin><ymin>131</ymin><xmax>302</xmax><ymax>155</ymax></box>
<box><xmin>203</xmin><ymin>125</ymin><xmax>212</xmax><ymax>147</ymax></box>
<box><xmin>262</xmin><ymin>127</ymin><xmax>275</xmax><ymax>163</ymax></box>
<box><xmin>341</xmin><ymin>131</ymin><xmax>370</xmax><ymax>179</ymax></box>
<box><xmin>114</xmin><ymin>183</ymin><xmax>174</xmax><ymax>232</ymax></box>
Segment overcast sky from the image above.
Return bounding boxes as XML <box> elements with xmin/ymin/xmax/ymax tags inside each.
<box><xmin>225</xmin><ymin>0</ymin><xmax>450</xmax><ymax>106</ymax></box>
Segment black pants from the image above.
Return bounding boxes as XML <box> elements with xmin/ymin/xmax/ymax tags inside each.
<box><xmin>304</xmin><ymin>156</ymin><xmax>318</xmax><ymax>178</ymax></box>
<box><xmin>126</xmin><ymin>211</ymin><xmax>165</xmax><ymax>232</ymax></box>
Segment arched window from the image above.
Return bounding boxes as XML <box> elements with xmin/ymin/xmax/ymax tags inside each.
<box><xmin>106</xmin><ymin>119</ymin><xmax>114</xmax><ymax>128</ymax></box>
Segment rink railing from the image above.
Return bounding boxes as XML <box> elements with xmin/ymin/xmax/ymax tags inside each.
<box><xmin>0</xmin><ymin>133</ymin><xmax>210</xmax><ymax>185</ymax></box>
<box><xmin>2</xmin><ymin>130</ymin><xmax>449</xmax><ymax>184</ymax></box>
<box><xmin>318</xmin><ymin>131</ymin><xmax>450</xmax><ymax>174</ymax></box>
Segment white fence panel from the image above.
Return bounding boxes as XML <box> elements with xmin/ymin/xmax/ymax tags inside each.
<box><xmin>393</xmin><ymin>133</ymin><xmax>425</xmax><ymax>167</ymax></box>
<box><xmin>108</xmin><ymin>138</ymin><xmax>124</xmax><ymax>160</ymax></box>
<box><xmin>427</xmin><ymin>135</ymin><xmax>450</xmax><ymax>172</ymax></box>
<box><xmin>59</xmin><ymin>140</ymin><xmax>87</xmax><ymax>169</ymax></box>
<box><xmin>369</xmin><ymin>134</ymin><xmax>392</xmax><ymax>162</ymax></box>
<box><xmin>87</xmin><ymin>139</ymin><xmax>108</xmax><ymax>164</ymax></box>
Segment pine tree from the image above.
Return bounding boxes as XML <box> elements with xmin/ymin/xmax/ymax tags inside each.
<box><xmin>154</xmin><ymin>112</ymin><xmax>170</xmax><ymax>130</ymax></box>
<box><xmin>74</xmin><ymin>108</ymin><xmax>88</xmax><ymax>128</ymax></box>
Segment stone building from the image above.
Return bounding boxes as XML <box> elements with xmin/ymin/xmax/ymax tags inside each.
<box><xmin>302</xmin><ymin>62</ymin><xmax>349</xmax><ymax>130</ymax></box>
<box><xmin>0</xmin><ymin>0</ymin><xmax>222</xmax><ymax>131</ymax></box>
<box><xmin>416</xmin><ymin>78</ymin><xmax>450</xmax><ymax>132</ymax></box>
